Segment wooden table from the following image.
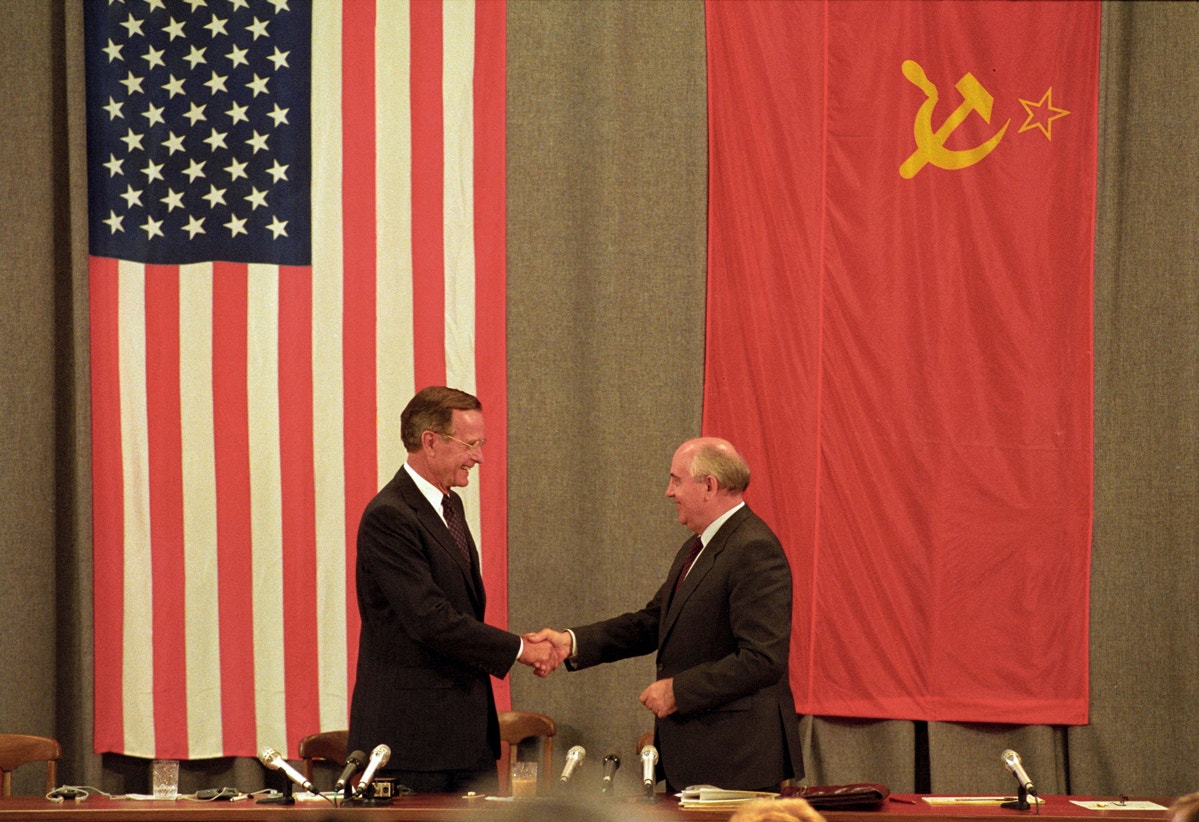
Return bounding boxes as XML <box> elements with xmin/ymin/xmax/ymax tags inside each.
<box><xmin>0</xmin><ymin>793</ymin><xmax>1175</xmax><ymax>821</ymax></box>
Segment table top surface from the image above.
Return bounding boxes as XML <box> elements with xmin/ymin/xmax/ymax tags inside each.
<box><xmin>0</xmin><ymin>792</ymin><xmax>1176</xmax><ymax>821</ymax></box>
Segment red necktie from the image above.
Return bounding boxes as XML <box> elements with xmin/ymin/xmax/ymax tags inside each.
<box><xmin>674</xmin><ymin>536</ymin><xmax>703</xmax><ymax>593</ymax></box>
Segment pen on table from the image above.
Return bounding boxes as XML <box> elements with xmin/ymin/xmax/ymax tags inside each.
<box><xmin>889</xmin><ymin>796</ymin><xmax>918</xmax><ymax>804</ymax></box>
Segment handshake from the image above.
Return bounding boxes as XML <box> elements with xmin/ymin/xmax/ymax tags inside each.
<box><xmin>515</xmin><ymin>628</ymin><xmax>679</xmax><ymax>717</ymax></box>
<box><xmin>516</xmin><ymin>628</ymin><xmax>573</xmax><ymax>678</ymax></box>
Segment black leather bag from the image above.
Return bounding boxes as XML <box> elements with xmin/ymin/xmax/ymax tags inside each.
<box><xmin>782</xmin><ymin>783</ymin><xmax>891</xmax><ymax>810</ymax></box>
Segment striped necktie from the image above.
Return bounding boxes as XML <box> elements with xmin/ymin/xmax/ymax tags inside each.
<box><xmin>674</xmin><ymin>536</ymin><xmax>704</xmax><ymax>592</ymax></box>
<box><xmin>442</xmin><ymin>493</ymin><xmax>472</xmax><ymax>564</ymax></box>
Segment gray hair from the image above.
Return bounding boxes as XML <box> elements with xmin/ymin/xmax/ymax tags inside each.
<box><xmin>688</xmin><ymin>439</ymin><xmax>751</xmax><ymax>493</ymax></box>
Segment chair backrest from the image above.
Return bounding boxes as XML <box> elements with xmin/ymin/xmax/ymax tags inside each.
<box><xmin>497</xmin><ymin>710</ymin><xmax>556</xmax><ymax>795</ymax></box>
<box><xmin>297</xmin><ymin>730</ymin><xmax>348</xmax><ymax>783</ymax></box>
<box><xmin>0</xmin><ymin>734</ymin><xmax>61</xmax><ymax>797</ymax></box>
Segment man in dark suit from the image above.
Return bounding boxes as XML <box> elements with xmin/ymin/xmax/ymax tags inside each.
<box><xmin>348</xmin><ymin>386</ymin><xmax>552</xmax><ymax>793</ymax></box>
<box><xmin>531</xmin><ymin>438</ymin><xmax>803</xmax><ymax>792</ymax></box>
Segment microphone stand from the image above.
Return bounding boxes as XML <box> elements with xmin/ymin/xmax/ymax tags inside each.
<box><xmin>257</xmin><ymin>778</ymin><xmax>295</xmax><ymax>805</ymax></box>
<box><xmin>347</xmin><ymin>781</ymin><xmax>393</xmax><ymax>807</ymax></box>
<box><xmin>1001</xmin><ymin>784</ymin><xmax>1031</xmax><ymax>811</ymax></box>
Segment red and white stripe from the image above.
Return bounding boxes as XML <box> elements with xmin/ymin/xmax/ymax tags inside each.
<box><xmin>90</xmin><ymin>0</ymin><xmax>507</xmax><ymax>760</ymax></box>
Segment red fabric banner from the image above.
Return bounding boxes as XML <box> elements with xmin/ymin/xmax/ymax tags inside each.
<box><xmin>704</xmin><ymin>0</ymin><xmax>1097</xmax><ymax>724</ymax></box>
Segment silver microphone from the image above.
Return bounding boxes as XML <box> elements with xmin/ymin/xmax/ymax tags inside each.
<box><xmin>258</xmin><ymin>746</ymin><xmax>315</xmax><ymax>794</ymax></box>
<box><xmin>640</xmin><ymin>744</ymin><xmax>658</xmax><ymax>793</ymax></box>
<box><xmin>355</xmin><ymin>744</ymin><xmax>391</xmax><ymax>796</ymax></box>
<box><xmin>560</xmin><ymin>745</ymin><xmax>586</xmax><ymax>783</ymax></box>
<box><xmin>1001</xmin><ymin>749</ymin><xmax>1037</xmax><ymax>796</ymax></box>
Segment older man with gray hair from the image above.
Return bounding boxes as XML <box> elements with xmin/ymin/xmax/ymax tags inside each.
<box><xmin>530</xmin><ymin>437</ymin><xmax>803</xmax><ymax>793</ymax></box>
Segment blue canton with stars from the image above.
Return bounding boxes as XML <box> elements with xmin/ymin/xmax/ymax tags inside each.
<box><xmin>84</xmin><ymin>0</ymin><xmax>312</xmax><ymax>266</ymax></box>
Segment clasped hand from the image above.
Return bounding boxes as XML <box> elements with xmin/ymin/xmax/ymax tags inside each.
<box><xmin>517</xmin><ymin>628</ymin><xmax>573</xmax><ymax>677</ymax></box>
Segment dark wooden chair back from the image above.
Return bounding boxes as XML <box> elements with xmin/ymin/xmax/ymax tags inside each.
<box><xmin>297</xmin><ymin>729</ymin><xmax>349</xmax><ymax>783</ymax></box>
<box><xmin>497</xmin><ymin>710</ymin><xmax>556</xmax><ymax>794</ymax></box>
<box><xmin>0</xmin><ymin>734</ymin><xmax>61</xmax><ymax>797</ymax></box>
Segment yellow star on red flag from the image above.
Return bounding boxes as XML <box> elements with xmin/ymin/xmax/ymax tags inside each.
<box><xmin>1018</xmin><ymin>87</ymin><xmax>1070</xmax><ymax>140</ymax></box>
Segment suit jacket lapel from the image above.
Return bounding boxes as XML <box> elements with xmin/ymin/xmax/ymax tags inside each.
<box><xmin>661</xmin><ymin>506</ymin><xmax>751</xmax><ymax>643</ymax></box>
<box><xmin>395</xmin><ymin>471</ymin><xmax>483</xmax><ymax>601</ymax></box>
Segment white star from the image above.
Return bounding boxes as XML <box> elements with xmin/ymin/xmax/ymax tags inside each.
<box><xmin>140</xmin><ymin>214</ymin><xmax>164</xmax><ymax>240</ymax></box>
<box><xmin>246</xmin><ymin>73</ymin><xmax>269</xmax><ymax>97</ymax></box>
<box><xmin>183</xmin><ymin>101</ymin><xmax>207</xmax><ymax>126</ymax></box>
<box><xmin>104</xmin><ymin>210</ymin><xmax>125</xmax><ymax>234</ymax></box>
<box><xmin>224</xmin><ymin>157</ymin><xmax>248</xmax><ymax>181</ymax></box>
<box><xmin>183</xmin><ymin>158</ymin><xmax>206</xmax><ymax>182</ymax></box>
<box><xmin>119</xmin><ymin>71</ymin><xmax>145</xmax><ymax>96</ymax></box>
<box><xmin>163</xmin><ymin>17</ymin><xmax>186</xmax><ymax>41</ymax></box>
<box><xmin>145</xmin><ymin>0</ymin><xmax>165</xmax><ymax>12</ymax></box>
<box><xmin>162</xmin><ymin>131</ymin><xmax>186</xmax><ymax>154</ymax></box>
<box><xmin>245</xmin><ymin>187</ymin><xmax>268</xmax><ymax>210</ymax></box>
<box><xmin>227</xmin><ymin>44</ymin><xmax>249</xmax><ymax>69</ymax></box>
<box><xmin>204</xmin><ymin>71</ymin><xmax>228</xmax><ymax>95</ymax></box>
<box><xmin>103</xmin><ymin>97</ymin><xmax>124</xmax><ymax>121</ymax></box>
<box><xmin>120</xmin><ymin>15</ymin><xmax>144</xmax><ymax>38</ymax></box>
<box><xmin>246</xmin><ymin>16</ymin><xmax>270</xmax><ymax>40</ymax></box>
<box><xmin>224</xmin><ymin>213</ymin><xmax>248</xmax><ymax>237</ymax></box>
<box><xmin>266</xmin><ymin>159</ymin><xmax>289</xmax><ymax>183</ymax></box>
<box><xmin>229</xmin><ymin>0</ymin><xmax>249</xmax><ymax>12</ymax></box>
<box><xmin>203</xmin><ymin>128</ymin><xmax>228</xmax><ymax>151</ymax></box>
<box><xmin>103</xmin><ymin>39</ymin><xmax>124</xmax><ymax>63</ymax></box>
<box><xmin>202</xmin><ymin>184</ymin><xmax>227</xmax><ymax>208</ymax></box>
<box><xmin>226</xmin><ymin>101</ymin><xmax>249</xmax><ymax>125</ymax></box>
<box><xmin>183</xmin><ymin>214</ymin><xmax>205</xmax><ymax>238</ymax></box>
<box><xmin>163</xmin><ymin>74</ymin><xmax>186</xmax><ymax>98</ymax></box>
<box><xmin>267</xmin><ymin>47</ymin><xmax>289</xmax><ymax>71</ymax></box>
<box><xmin>161</xmin><ymin>189</ymin><xmax>185</xmax><ymax>212</ymax></box>
<box><xmin>120</xmin><ymin>128</ymin><xmax>144</xmax><ymax>152</ymax></box>
<box><xmin>142</xmin><ymin>102</ymin><xmax>165</xmax><ymax>128</ymax></box>
<box><xmin>266</xmin><ymin>103</ymin><xmax>289</xmax><ymax>127</ymax></box>
<box><xmin>183</xmin><ymin>44</ymin><xmax>207</xmax><ymax>70</ymax></box>
<box><xmin>267</xmin><ymin>215</ymin><xmax>288</xmax><ymax>238</ymax></box>
<box><xmin>183</xmin><ymin>0</ymin><xmax>206</xmax><ymax>12</ymax></box>
<box><xmin>120</xmin><ymin>184</ymin><xmax>143</xmax><ymax>209</ymax></box>
<box><xmin>245</xmin><ymin>130</ymin><xmax>269</xmax><ymax>154</ymax></box>
<box><xmin>205</xmin><ymin>15</ymin><xmax>228</xmax><ymax>38</ymax></box>
<box><xmin>142</xmin><ymin>44</ymin><xmax>165</xmax><ymax>70</ymax></box>
<box><xmin>104</xmin><ymin>154</ymin><xmax>124</xmax><ymax>177</ymax></box>
<box><xmin>266</xmin><ymin>0</ymin><xmax>290</xmax><ymax>14</ymax></box>
<box><xmin>141</xmin><ymin>157</ymin><xmax>165</xmax><ymax>184</ymax></box>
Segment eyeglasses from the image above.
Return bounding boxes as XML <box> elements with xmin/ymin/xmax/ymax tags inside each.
<box><xmin>439</xmin><ymin>433</ymin><xmax>487</xmax><ymax>454</ymax></box>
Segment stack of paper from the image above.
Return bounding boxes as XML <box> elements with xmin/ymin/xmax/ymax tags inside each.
<box><xmin>678</xmin><ymin>785</ymin><xmax>780</xmax><ymax>810</ymax></box>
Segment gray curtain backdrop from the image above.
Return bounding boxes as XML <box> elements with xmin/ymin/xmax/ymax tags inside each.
<box><xmin>1</xmin><ymin>0</ymin><xmax>1195</xmax><ymax>800</ymax></box>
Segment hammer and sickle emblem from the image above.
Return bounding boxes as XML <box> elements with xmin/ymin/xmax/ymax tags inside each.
<box><xmin>900</xmin><ymin>60</ymin><xmax>1009</xmax><ymax>179</ymax></box>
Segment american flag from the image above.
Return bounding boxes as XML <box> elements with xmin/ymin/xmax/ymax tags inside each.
<box><xmin>85</xmin><ymin>0</ymin><xmax>508</xmax><ymax>760</ymax></box>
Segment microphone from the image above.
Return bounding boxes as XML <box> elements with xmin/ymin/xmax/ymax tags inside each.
<box><xmin>258</xmin><ymin>747</ymin><xmax>315</xmax><ymax>794</ymax></box>
<box><xmin>355</xmin><ymin>744</ymin><xmax>391</xmax><ymax>797</ymax></box>
<box><xmin>600</xmin><ymin>753</ymin><xmax>620</xmax><ymax>793</ymax></box>
<box><xmin>559</xmin><ymin>745</ymin><xmax>586</xmax><ymax>783</ymax></box>
<box><xmin>1001</xmin><ymin>749</ymin><xmax>1037</xmax><ymax>796</ymax></box>
<box><xmin>640</xmin><ymin>744</ymin><xmax>658</xmax><ymax>793</ymax></box>
<box><xmin>334</xmin><ymin>750</ymin><xmax>367</xmax><ymax>793</ymax></box>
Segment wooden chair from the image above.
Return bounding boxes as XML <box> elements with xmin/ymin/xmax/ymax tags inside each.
<box><xmin>497</xmin><ymin>710</ymin><xmax>556</xmax><ymax>795</ymax></box>
<box><xmin>0</xmin><ymin>734</ymin><xmax>61</xmax><ymax>797</ymax></box>
<box><xmin>297</xmin><ymin>729</ymin><xmax>348</xmax><ymax>784</ymax></box>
